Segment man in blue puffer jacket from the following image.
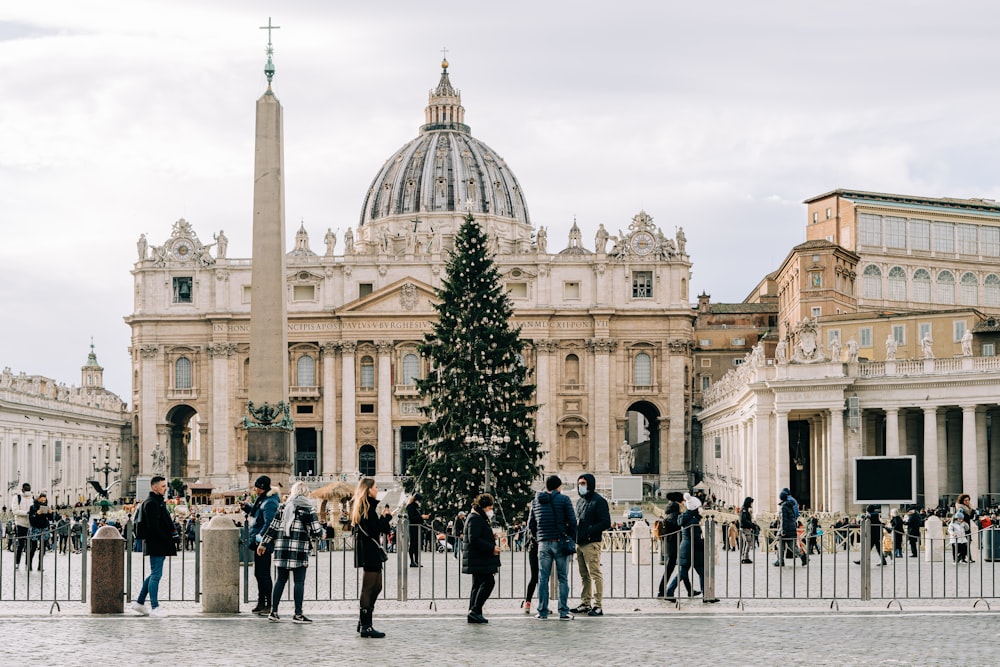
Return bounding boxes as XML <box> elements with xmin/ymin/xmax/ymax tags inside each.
<box><xmin>528</xmin><ymin>475</ymin><xmax>577</xmax><ymax>620</ymax></box>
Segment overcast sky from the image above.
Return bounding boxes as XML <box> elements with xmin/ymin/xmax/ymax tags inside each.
<box><xmin>3</xmin><ymin>1</ymin><xmax>1000</xmax><ymax>399</ymax></box>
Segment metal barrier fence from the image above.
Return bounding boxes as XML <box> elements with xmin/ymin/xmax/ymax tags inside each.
<box><xmin>6</xmin><ymin>513</ymin><xmax>1000</xmax><ymax>609</ymax></box>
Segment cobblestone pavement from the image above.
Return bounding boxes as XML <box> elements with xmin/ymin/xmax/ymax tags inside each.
<box><xmin>0</xmin><ymin>602</ymin><xmax>994</xmax><ymax>666</ymax></box>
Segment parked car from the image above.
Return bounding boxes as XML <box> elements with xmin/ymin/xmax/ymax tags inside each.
<box><xmin>627</xmin><ymin>506</ymin><xmax>643</xmax><ymax>519</ymax></box>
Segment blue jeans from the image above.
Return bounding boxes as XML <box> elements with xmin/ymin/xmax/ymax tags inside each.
<box><xmin>536</xmin><ymin>540</ymin><xmax>569</xmax><ymax>617</ymax></box>
<box><xmin>137</xmin><ymin>556</ymin><xmax>165</xmax><ymax>609</ymax></box>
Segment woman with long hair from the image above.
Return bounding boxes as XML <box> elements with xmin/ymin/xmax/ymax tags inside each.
<box><xmin>462</xmin><ymin>493</ymin><xmax>501</xmax><ymax>623</ymax></box>
<box><xmin>257</xmin><ymin>481</ymin><xmax>323</xmax><ymax>623</ymax></box>
<box><xmin>351</xmin><ymin>477</ymin><xmax>387</xmax><ymax>638</ymax></box>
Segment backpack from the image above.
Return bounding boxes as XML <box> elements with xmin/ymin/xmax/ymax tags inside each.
<box><xmin>132</xmin><ymin>502</ymin><xmax>147</xmax><ymax>539</ymax></box>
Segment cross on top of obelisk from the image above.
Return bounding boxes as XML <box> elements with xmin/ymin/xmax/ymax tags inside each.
<box><xmin>260</xmin><ymin>17</ymin><xmax>281</xmax><ymax>85</ymax></box>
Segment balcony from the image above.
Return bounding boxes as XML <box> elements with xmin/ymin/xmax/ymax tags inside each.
<box><xmin>168</xmin><ymin>387</ymin><xmax>197</xmax><ymax>400</ymax></box>
<box><xmin>628</xmin><ymin>384</ymin><xmax>659</xmax><ymax>395</ymax></box>
<box><xmin>290</xmin><ymin>385</ymin><xmax>320</xmax><ymax>399</ymax></box>
<box><xmin>394</xmin><ymin>384</ymin><xmax>419</xmax><ymax>397</ymax></box>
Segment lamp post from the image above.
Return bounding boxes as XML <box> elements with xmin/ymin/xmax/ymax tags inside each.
<box><xmin>92</xmin><ymin>443</ymin><xmax>121</xmax><ymax>495</ymax></box>
<box><xmin>464</xmin><ymin>416</ymin><xmax>509</xmax><ymax>494</ymax></box>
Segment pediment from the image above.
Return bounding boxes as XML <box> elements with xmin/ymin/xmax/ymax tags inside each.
<box><xmin>337</xmin><ymin>277</ymin><xmax>439</xmax><ymax>315</ymax></box>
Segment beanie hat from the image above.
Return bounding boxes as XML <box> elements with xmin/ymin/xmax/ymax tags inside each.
<box><xmin>686</xmin><ymin>496</ymin><xmax>702</xmax><ymax>511</ymax></box>
<box><xmin>254</xmin><ymin>475</ymin><xmax>271</xmax><ymax>491</ymax></box>
<box><xmin>956</xmin><ymin>511</ymin><xmax>965</xmax><ymax>520</ymax></box>
<box><xmin>545</xmin><ymin>475</ymin><xmax>563</xmax><ymax>491</ymax></box>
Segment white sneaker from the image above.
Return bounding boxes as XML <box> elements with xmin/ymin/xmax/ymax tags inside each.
<box><xmin>130</xmin><ymin>601</ymin><xmax>149</xmax><ymax>616</ymax></box>
<box><xmin>149</xmin><ymin>606</ymin><xmax>167</xmax><ymax>618</ymax></box>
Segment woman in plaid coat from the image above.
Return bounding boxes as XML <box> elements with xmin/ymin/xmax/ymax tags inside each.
<box><xmin>257</xmin><ymin>481</ymin><xmax>323</xmax><ymax>623</ymax></box>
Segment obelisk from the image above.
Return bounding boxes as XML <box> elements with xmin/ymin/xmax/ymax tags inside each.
<box><xmin>244</xmin><ymin>18</ymin><xmax>292</xmax><ymax>487</ymax></box>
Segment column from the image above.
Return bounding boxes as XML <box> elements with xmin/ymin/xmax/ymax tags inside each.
<box><xmin>664</xmin><ymin>339</ymin><xmax>689</xmax><ymax>490</ymax></box>
<box><xmin>207</xmin><ymin>343</ymin><xmax>234</xmax><ymax>484</ymax></box>
<box><xmin>775</xmin><ymin>409</ymin><xmax>789</xmax><ymax>498</ymax></box>
<box><xmin>375</xmin><ymin>340</ymin><xmax>394</xmax><ymax>477</ymax></box>
<box><xmin>534</xmin><ymin>341</ymin><xmax>553</xmax><ymax>473</ymax></box>
<box><xmin>393</xmin><ymin>426</ymin><xmax>402</xmax><ymax>476</ymax></box>
<box><xmin>976</xmin><ymin>408</ymin><xmax>988</xmax><ymax>506</ymax></box>
<box><xmin>961</xmin><ymin>405</ymin><xmax>978</xmax><ymax>505</ymax></box>
<box><xmin>589</xmin><ymin>338</ymin><xmax>617</xmax><ymax>477</ymax></box>
<box><xmin>340</xmin><ymin>341</ymin><xmax>357</xmax><ymax>475</ymax></box>
<box><xmin>923</xmin><ymin>407</ymin><xmax>939</xmax><ymax>509</ymax></box>
<box><xmin>829</xmin><ymin>407</ymin><xmax>846</xmax><ymax>513</ymax></box>
<box><xmin>990</xmin><ymin>409</ymin><xmax>1000</xmax><ymax>501</ymax></box>
<box><xmin>139</xmin><ymin>345</ymin><xmax>160</xmax><ymax>475</ymax></box>
<box><xmin>321</xmin><ymin>342</ymin><xmax>339</xmax><ymax>475</ymax></box>
<box><xmin>885</xmin><ymin>408</ymin><xmax>900</xmax><ymax>457</ymax></box>
<box><xmin>754</xmin><ymin>413</ymin><xmax>773</xmax><ymax>511</ymax></box>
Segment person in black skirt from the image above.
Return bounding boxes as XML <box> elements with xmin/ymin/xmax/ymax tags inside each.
<box><xmin>462</xmin><ymin>493</ymin><xmax>501</xmax><ymax>623</ymax></box>
<box><xmin>351</xmin><ymin>477</ymin><xmax>388</xmax><ymax>638</ymax></box>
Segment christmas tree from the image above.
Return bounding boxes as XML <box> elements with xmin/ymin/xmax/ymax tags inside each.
<box><xmin>405</xmin><ymin>213</ymin><xmax>542</xmax><ymax>524</ymax></box>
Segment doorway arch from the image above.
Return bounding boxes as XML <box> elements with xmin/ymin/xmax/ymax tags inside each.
<box><xmin>165</xmin><ymin>404</ymin><xmax>197</xmax><ymax>479</ymax></box>
<box><xmin>625</xmin><ymin>400</ymin><xmax>660</xmax><ymax>475</ymax></box>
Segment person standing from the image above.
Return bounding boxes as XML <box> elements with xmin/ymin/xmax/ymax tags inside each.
<box><xmin>462</xmin><ymin>493</ymin><xmax>501</xmax><ymax>623</ymax></box>
<box><xmin>521</xmin><ymin>518</ymin><xmax>539</xmax><ymax>614</ymax></box>
<box><xmin>528</xmin><ymin>475</ymin><xmax>577</xmax><ymax>620</ymax></box>
<box><xmin>130</xmin><ymin>476</ymin><xmax>178</xmax><ymax>617</ymax></box>
<box><xmin>240</xmin><ymin>475</ymin><xmax>280</xmax><ymax>615</ymax></box>
<box><xmin>775</xmin><ymin>490</ymin><xmax>808</xmax><ymax>567</ymax></box>
<box><xmin>258</xmin><ymin>481</ymin><xmax>323</xmax><ymax>623</ymax></box>
<box><xmin>406</xmin><ymin>493</ymin><xmax>430</xmax><ymax>567</ymax></box>
<box><xmin>905</xmin><ymin>509</ymin><xmax>923</xmax><ymax>558</ymax></box>
<box><xmin>656</xmin><ymin>492</ymin><xmax>684</xmax><ymax>596</ymax></box>
<box><xmin>665</xmin><ymin>495</ymin><xmax>705</xmax><ymax>600</ymax></box>
<box><xmin>571</xmin><ymin>473</ymin><xmax>610</xmax><ymax>617</ymax></box>
<box><xmin>352</xmin><ymin>477</ymin><xmax>388</xmax><ymax>638</ymax></box>
<box><xmin>853</xmin><ymin>505</ymin><xmax>887</xmax><ymax>566</ymax></box>
<box><xmin>11</xmin><ymin>482</ymin><xmax>33</xmax><ymax>571</ymax></box>
<box><xmin>451</xmin><ymin>510</ymin><xmax>466</xmax><ymax>559</ymax></box>
<box><xmin>889</xmin><ymin>509</ymin><xmax>905</xmax><ymax>558</ymax></box>
<box><xmin>27</xmin><ymin>491</ymin><xmax>52</xmax><ymax>571</ymax></box>
<box><xmin>739</xmin><ymin>497</ymin><xmax>756</xmax><ymax>564</ymax></box>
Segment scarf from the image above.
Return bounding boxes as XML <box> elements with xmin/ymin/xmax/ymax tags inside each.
<box><xmin>282</xmin><ymin>495</ymin><xmax>315</xmax><ymax>537</ymax></box>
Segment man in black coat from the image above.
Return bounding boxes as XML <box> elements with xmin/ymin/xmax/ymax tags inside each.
<box><xmin>130</xmin><ymin>476</ymin><xmax>178</xmax><ymax>617</ymax></box>
<box><xmin>571</xmin><ymin>473</ymin><xmax>611</xmax><ymax>616</ymax></box>
<box><xmin>406</xmin><ymin>494</ymin><xmax>430</xmax><ymax>567</ymax></box>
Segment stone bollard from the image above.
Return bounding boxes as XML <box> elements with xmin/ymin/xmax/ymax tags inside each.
<box><xmin>90</xmin><ymin>525</ymin><xmax>125</xmax><ymax>614</ymax></box>
<box><xmin>202</xmin><ymin>515</ymin><xmax>241</xmax><ymax>613</ymax></box>
<box><xmin>631</xmin><ymin>519</ymin><xmax>651</xmax><ymax>565</ymax></box>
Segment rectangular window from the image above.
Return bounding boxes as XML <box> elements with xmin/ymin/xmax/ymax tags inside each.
<box><xmin>731</xmin><ymin>338</ymin><xmax>746</xmax><ymax>346</ymax></box>
<box><xmin>858</xmin><ymin>213</ymin><xmax>882</xmax><ymax>246</ymax></box>
<box><xmin>359</xmin><ymin>403</ymin><xmax>375</xmax><ymax>414</ymax></box>
<box><xmin>360</xmin><ymin>365</ymin><xmax>375</xmax><ymax>389</ymax></box>
<box><xmin>828</xmin><ymin>329</ymin><xmax>841</xmax><ymax>345</ymax></box>
<box><xmin>933</xmin><ymin>221</ymin><xmax>955</xmax><ymax>253</ymax></box>
<box><xmin>293</xmin><ymin>285</ymin><xmax>315</xmax><ymax>301</ymax></box>
<box><xmin>919</xmin><ymin>322</ymin><xmax>931</xmax><ymax>342</ymax></box>
<box><xmin>242</xmin><ymin>285</ymin><xmax>252</xmax><ymax>304</ymax></box>
<box><xmin>983</xmin><ymin>343</ymin><xmax>995</xmax><ymax>357</ymax></box>
<box><xmin>699</xmin><ymin>339</ymin><xmax>712</xmax><ymax>347</ymax></box>
<box><xmin>892</xmin><ymin>324</ymin><xmax>905</xmax><ymax>345</ymax></box>
<box><xmin>957</xmin><ymin>224</ymin><xmax>978</xmax><ymax>255</ymax></box>
<box><xmin>55</xmin><ymin>440</ymin><xmax>62</xmax><ymax>463</ymax></box>
<box><xmin>811</xmin><ymin>306</ymin><xmax>822</xmax><ymax>317</ymax></box>
<box><xmin>909</xmin><ymin>219</ymin><xmax>930</xmax><ymax>251</ymax></box>
<box><xmin>508</xmin><ymin>282</ymin><xmax>528</xmax><ymax>298</ymax></box>
<box><xmin>701</xmin><ymin>376</ymin><xmax>711</xmax><ymax>391</ymax></box>
<box><xmin>714</xmin><ymin>435</ymin><xmax>722</xmax><ymax>459</ymax></box>
<box><xmin>295</xmin><ymin>405</ymin><xmax>314</xmax><ymax>414</ymax></box>
<box><xmin>954</xmin><ymin>320</ymin><xmax>967</xmax><ymax>342</ymax></box>
<box><xmin>173</xmin><ymin>277</ymin><xmax>193</xmax><ymax>303</ymax></box>
<box><xmin>860</xmin><ymin>327</ymin><xmax>873</xmax><ymax>347</ymax></box>
<box><xmin>359</xmin><ymin>283</ymin><xmax>373</xmax><ymax>298</ymax></box>
<box><xmin>812</xmin><ymin>211</ymin><xmax>818</xmax><ymax>224</ymax></box>
<box><xmin>700</xmin><ymin>358</ymin><xmax>712</xmax><ymax>367</ymax></box>
<box><xmin>826</xmin><ymin>207</ymin><xmax>832</xmax><ymax>220</ymax></box>
<box><xmin>732</xmin><ymin>358</ymin><xmax>744</xmax><ymax>367</ymax></box>
<box><xmin>563</xmin><ymin>281</ymin><xmax>580</xmax><ymax>300</ymax></box>
<box><xmin>884</xmin><ymin>216</ymin><xmax>907</xmax><ymax>249</ymax></box>
<box><xmin>632</xmin><ymin>271</ymin><xmax>653</xmax><ymax>298</ymax></box>
<box><xmin>982</xmin><ymin>226</ymin><xmax>1000</xmax><ymax>257</ymax></box>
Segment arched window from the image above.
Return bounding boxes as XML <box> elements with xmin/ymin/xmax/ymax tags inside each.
<box><xmin>175</xmin><ymin>357</ymin><xmax>192</xmax><ymax>389</ymax></box>
<box><xmin>936</xmin><ymin>270</ymin><xmax>955</xmax><ymax>304</ymax></box>
<box><xmin>402</xmin><ymin>353</ymin><xmax>420</xmax><ymax>386</ymax></box>
<box><xmin>887</xmin><ymin>266</ymin><xmax>906</xmax><ymax>302</ymax></box>
<box><xmin>296</xmin><ymin>355</ymin><xmax>315</xmax><ymax>387</ymax></box>
<box><xmin>862</xmin><ymin>264</ymin><xmax>882</xmax><ymax>299</ymax></box>
<box><xmin>912</xmin><ymin>269</ymin><xmax>931</xmax><ymax>302</ymax></box>
<box><xmin>985</xmin><ymin>274</ymin><xmax>1000</xmax><ymax>308</ymax></box>
<box><xmin>360</xmin><ymin>356</ymin><xmax>375</xmax><ymax>389</ymax></box>
<box><xmin>564</xmin><ymin>354</ymin><xmax>580</xmax><ymax>385</ymax></box>
<box><xmin>634</xmin><ymin>352</ymin><xmax>652</xmax><ymax>386</ymax></box>
<box><xmin>358</xmin><ymin>445</ymin><xmax>376</xmax><ymax>476</ymax></box>
<box><xmin>960</xmin><ymin>272</ymin><xmax>978</xmax><ymax>306</ymax></box>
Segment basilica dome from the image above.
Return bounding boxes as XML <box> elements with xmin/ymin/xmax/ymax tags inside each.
<box><xmin>359</xmin><ymin>60</ymin><xmax>531</xmax><ymax>229</ymax></box>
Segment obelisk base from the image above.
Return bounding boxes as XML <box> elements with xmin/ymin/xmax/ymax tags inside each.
<box><xmin>247</xmin><ymin>430</ymin><xmax>292</xmax><ymax>490</ymax></box>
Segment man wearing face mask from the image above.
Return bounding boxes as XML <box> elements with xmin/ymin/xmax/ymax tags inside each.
<box><xmin>571</xmin><ymin>473</ymin><xmax>611</xmax><ymax>617</ymax></box>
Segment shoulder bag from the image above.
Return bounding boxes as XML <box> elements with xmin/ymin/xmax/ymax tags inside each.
<box><xmin>357</xmin><ymin>523</ymin><xmax>389</xmax><ymax>562</ymax></box>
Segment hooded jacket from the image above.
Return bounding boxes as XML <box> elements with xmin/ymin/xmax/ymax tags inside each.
<box><xmin>575</xmin><ymin>474</ymin><xmax>611</xmax><ymax>546</ymax></box>
<box><xmin>528</xmin><ymin>489</ymin><xmax>576</xmax><ymax>543</ymax></box>
<box><xmin>248</xmin><ymin>488</ymin><xmax>280</xmax><ymax>544</ymax></box>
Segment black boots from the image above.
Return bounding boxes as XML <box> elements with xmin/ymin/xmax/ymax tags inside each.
<box><xmin>359</xmin><ymin>607</ymin><xmax>385</xmax><ymax>639</ymax></box>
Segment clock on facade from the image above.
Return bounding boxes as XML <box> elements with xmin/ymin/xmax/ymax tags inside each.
<box><xmin>630</xmin><ymin>231</ymin><xmax>655</xmax><ymax>255</ymax></box>
<box><xmin>170</xmin><ymin>238</ymin><xmax>194</xmax><ymax>261</ymax></box>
